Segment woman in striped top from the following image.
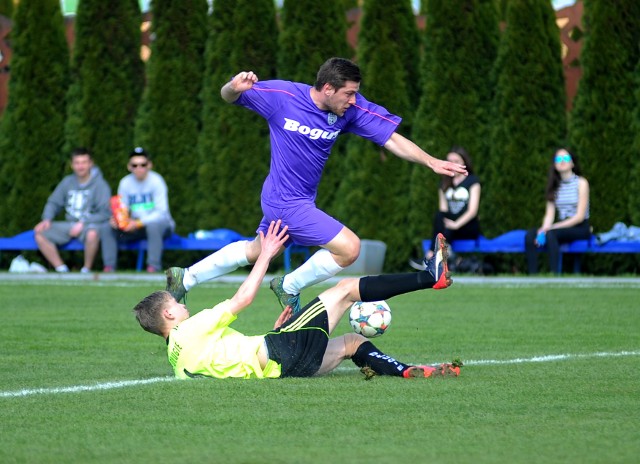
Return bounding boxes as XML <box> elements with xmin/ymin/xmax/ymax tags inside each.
<box><xmin>525</xmin><ymin>148</ymin><xmax>590</xmax><ymax>274</ymax></box>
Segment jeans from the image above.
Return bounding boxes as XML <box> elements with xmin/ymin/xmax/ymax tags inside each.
<box><xmin>100</xmin><ymin>220</ymin><xmax>173</xmax><ymax>269</ymax></box>
<box><xmin>525</xmin><ymin>220</ymin><xmax>590</xmax><ymax>274</ymax></box>
<box><xmin>431</xmin><ymin>211</ymin><xmax>480</xmax><ymax>247</ymax></box>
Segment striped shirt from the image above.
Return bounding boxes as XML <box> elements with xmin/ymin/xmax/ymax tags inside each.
<box><xmin>555</xmin><ymin>174</ymin><xmax>589</xmax><ymax>220</ymax></box>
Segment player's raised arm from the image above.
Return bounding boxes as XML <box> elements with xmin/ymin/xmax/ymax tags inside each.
<box><xmin>227</xmin><ymin>220</ymin><xmax>289</xmax><ymax>316</ymax></box>
<box><xmin>384</xmin><ymin>132</ymin><xmax>468</xmax><ymax>177</ymax></box>
<box><xmin>221</xmin><ymin>71</ymin><xmax>259</xmax><ymax>103</ymax></box>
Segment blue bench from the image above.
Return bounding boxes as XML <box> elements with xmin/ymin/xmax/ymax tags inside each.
<box><xmin>422</xmin><ymin>229</ymin><xmax>640</xmax><ymax>273</ymax></box>
<box><xmin>0</xmin><ymin>229</ymin><xmax>250</xmax><ymax>272</ymax></box>
<box><xmin>283</xmin><ymin>245</ymin><xmax>312</xmax><ymax>273</ymax></box>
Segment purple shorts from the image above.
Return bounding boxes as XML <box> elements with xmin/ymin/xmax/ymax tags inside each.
<box><xmin>257</xmin><ymin>201</ymin><xmax>343</xmax><ymax>246</ymax></box>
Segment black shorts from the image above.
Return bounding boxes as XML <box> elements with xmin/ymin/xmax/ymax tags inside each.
<box><xmin>264</xmin><ymin>297</ymin><xmax>329</xmax><ymax>378</ymax></box>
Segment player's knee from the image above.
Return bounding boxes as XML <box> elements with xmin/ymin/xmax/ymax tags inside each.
<box><xmin>343</xmin><ymin>332</ymin><xmax>368</xmax><ymax>358</ymax></box>
<box><xmin>340</xmin><ymin>237</ymin><xmax>360</xmax><ymax>265</ymax></box>
<box><xmin>246</xmin><ymin>238</ymin><xmax>262</xmax><ymax>264</ymax></box>
<box><xmin>335</xmin><ymin>277</ymin><xmax>358</xmax><ymax>296</ymax></box>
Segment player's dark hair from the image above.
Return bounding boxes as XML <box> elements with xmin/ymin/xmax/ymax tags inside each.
<box><xmin>440</xmin><ymin>146</ymin><xmax>473</xmax><ymax>191</ymax></box>
<box><xmin>545</xmin><ymin>148</ymin><xmax>582</xmax><ymax>201</ymax></box>
<box><xmin>314</xmin><ymin>57</ymin><xmax>361</xmax><ymax>91</ymax></box>
<box><xmin>133</xmin><ymin>291</ymin><xmax>172</xmax><ymax>337</ymax></box>
<box><xmin>71</xmin><ymin>147</ymin><xmax>92</xmax><ymax>159</ymax></box>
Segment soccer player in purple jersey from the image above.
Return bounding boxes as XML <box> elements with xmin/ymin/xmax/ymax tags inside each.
<box><xmin>165</xmin><ymin>58</ymin><xmax>466</xmax><ymax>312</ymax></box>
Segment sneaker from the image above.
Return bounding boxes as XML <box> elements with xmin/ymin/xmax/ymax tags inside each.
<box><xmin>437</xmin><ymin>362</ymin><xmax>462</xmax><ymax>377</ymax></box>
<box><xmin>403</xmin><ymin>359</ymin><xmax>463</xmax><ymax>378</ymax></box>
<box><xmin>269</xmin><ymin>276</ymin><xmax>301</xmax><ymax>314</ymax></box>
<box><xmin>403</xmin><ymin>365</ymin><xmax>437</xmax><ymax>378</ymax></box>
<box><xmin>165</xmin><ymin>267</ymin><xmax>187</xmax><ymax>302</ymax></box>
<box><xmin>103</xmin><ymin>266</ymin><xmax>115</xmax><ymax>273</ymax></box>
<box><xmin>425</xmin><ymin>233</ymin><xmax>452</xmax><ymax>289</ymax></box>
<box><xmin>146</xmin><ymin>265</ymin><xmax>158</xmax><ymax>273</ymax></box>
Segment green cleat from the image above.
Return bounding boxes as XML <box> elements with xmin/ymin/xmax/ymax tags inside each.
<box><xmin>269</xmin><ymin>276</ymin><xmax>301</xmax><ymax>314</ymax></box>
<box><xmin>360</xmin><ymin>366</ymin><xmax>377</xmax><ymax>381</ymax></box>
<box><xmin>165</xmin><ymin>267</ymin><xmax>187</xmax><ymax>302</ymax></box>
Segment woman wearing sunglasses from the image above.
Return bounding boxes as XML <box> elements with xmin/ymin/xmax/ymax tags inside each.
<box><xmin>524</xmin><ymin>148</ymin><xmax>590</xmax><ymax>274</ymax></box>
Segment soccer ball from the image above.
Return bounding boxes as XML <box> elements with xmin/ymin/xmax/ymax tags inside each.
<box><xmin>349</xmin><ymin>300</ymin><xmax>392</xmax><ymax>338</ymax></box>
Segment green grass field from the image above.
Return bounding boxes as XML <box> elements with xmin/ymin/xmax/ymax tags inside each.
<box><xmin>1</xmin><ymin>275</ymin><xmax>639</xmax><ymax>464</ymax></box>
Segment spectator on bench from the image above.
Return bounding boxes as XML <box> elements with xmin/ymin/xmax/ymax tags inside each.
<box><xmin>525</xmin><ymin>148</ymin><xmax>590</xmax><ymax>274</ymax></box>
<box><xmin>101</xmin><ymin>147</ymin><xmax>175</xmax><ymax>273</ymax></box>
<box><xmin>34</xmin><ymin>147</ymin><xmax>111</xmax><ymax>273</ymax></box>
<box><xmin>409</xmin><ymin>146</ymin><xmax>481</xmax><ymax>271</ymax></box>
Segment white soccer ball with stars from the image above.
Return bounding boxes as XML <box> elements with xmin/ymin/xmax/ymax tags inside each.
<box><xmin>349</xmin><ymin>300</ymin><xmax>392</xmax><ymax>338</ymax></box>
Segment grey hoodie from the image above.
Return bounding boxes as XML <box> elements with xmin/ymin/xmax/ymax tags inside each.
<box><xmin>41</xmin><ymin>167</ymin><xmax>112</xmax><ymax>228</ymax></box>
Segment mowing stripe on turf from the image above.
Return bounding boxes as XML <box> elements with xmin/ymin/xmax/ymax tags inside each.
<box><xmin>2</xmin><ymin>350</ymin><xmax>638</xmax><ymax>398</ymax></box>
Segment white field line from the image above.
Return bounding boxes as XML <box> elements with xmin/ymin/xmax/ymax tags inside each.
<box><xmin>2</xmin><ymin>350</ymin><xmax>639</xmax><ymax>399</ymax></box>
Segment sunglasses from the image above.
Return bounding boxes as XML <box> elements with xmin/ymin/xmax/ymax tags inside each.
<box><xmin>129</xmin><ymin>162</ymin><xmax>148</xmax><ymax>168</ymax></box>
<box><xmin>554</xmin><ymin>154</ymin><xmax>572</xmax><ymax>163</ymax></box>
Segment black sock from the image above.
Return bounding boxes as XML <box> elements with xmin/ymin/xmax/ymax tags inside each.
<box><xmin>358</xmin><ymin>271</ymin><xmax>435</xmax><ymax>302</ymax></box>
<box><xmin>351</xmin><ymin>341</ymin><xmax>410</xmax><ymax>377</ymax></box>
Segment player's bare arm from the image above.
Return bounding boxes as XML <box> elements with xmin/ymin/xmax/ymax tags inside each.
<box><xmin>221</xmin><ymin>71</ymin><xmax>259</xmax><ymax>103</ymax></box>
<box><xmin>273</xmin><ymin>306</ymin><xmax>293</xmax><ymax>329</ymax></box>
<box><xmin>384</xmin><ymin>132</ymin><xmax>468</xmax><ymax>177</ymax></box>
<box><xmin>227</xmin><ymin>220</ymin><xmax>289</xmax><ymax>315</ymax></box>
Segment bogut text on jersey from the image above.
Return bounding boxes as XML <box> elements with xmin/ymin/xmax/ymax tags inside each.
<box><xmin>283</xmin><ymin>118</ymin><xmax>341</xmax><ymax>141</ymax></box>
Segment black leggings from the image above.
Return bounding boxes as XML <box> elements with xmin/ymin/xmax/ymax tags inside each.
<box><xmin>430</xmin><ymin>211</ymin><xmax>480</xmax><ymax>251</ymax></box>
<box><xmin>524</xmin><ymin>220</ymin><xmax>590</xmax><ymax>274</ymax></box>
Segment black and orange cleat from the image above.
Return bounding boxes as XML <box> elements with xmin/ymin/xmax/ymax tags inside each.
<box><xmin>403</xmin><ymin>358</ymin><xmax>463</xmax><ymax>378</ymax></box>
<box><xmin>425</xmin><ymin>233</ymin><xmax>452</xmax><ymax>289</ymax></box>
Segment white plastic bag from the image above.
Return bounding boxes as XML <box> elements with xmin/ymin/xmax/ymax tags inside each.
<box><xmin>9</xmin><ymin>255</ymin><xmax>31</xmax><ymax>273</ymax></box>
<box><xmin>29</xmin><ymin>262</ymin><xmax>47</xmax><ymax>273</ymax></box>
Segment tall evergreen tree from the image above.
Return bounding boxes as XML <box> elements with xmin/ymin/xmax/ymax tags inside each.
<box><xmin>408</xmin><ymin>0</ymin><xmax>499</xmax><ymax>252</ymax></box>
<box><xmin>0</xmin><ymin>0</ymin><xmax>12</xmax><ymax>119</ymax></box>
<box><xmin>135</xmin><ymin>0</ymin><xmax>208</xmax><ymax>233</ymax></box>
<box><xmin>632</xmin><ymin>57</ymin><xmax>640</xmax><ymax>226</ymax></box>
<box><xmin>65</xmin><ymin>0</ymin><xmax>144</xmax><ymax>186</ymax></box>
<box><xmin>278</xmin><ymin>0</ymin><xmax>351</xmax><ymax>215</ymax></box>
<box><xmin>485</xmin><ymin>0</ymin><xmax>566</xmax><ymax>236</ymax></box>
<box><xmin>333</xmin><ymin>0</ymin><xmax>420</xmax><ymax>271</ymax></box>
<box><xmin>0</xmin><ymin>0</ymin><xmax>68</xmax><ymax>234</ymax></box>
<box><xmin>197</xmin><ymin>0</ymin><xmax>278</xmax><ymax>235</ymax></box>
<box><xmin>569</xmin><ymin>0</ymin><xmax>640</xmax><ymax>231</ymax></box>
<box><xmin>0</xmin><ymin>0</ymin><xmax>12</xmax><ymax>20</ymax></box>
<box><xmin>196</xmin><ymin>0</ymin><xmax>235</xmax><ymax>229</ymax></box>
<box><xmin>278</xmin><ymin>0</ymin><xmax>350</xmax><ymax>83</ymax></box>
<box><xmin>356</xmin><ymin>0</ymin><xmax>422</xmax><ymax>126</ymax></box>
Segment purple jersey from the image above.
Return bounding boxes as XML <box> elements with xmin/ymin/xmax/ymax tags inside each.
<box><xmin>235</xmin><ymin>80</ymin><xmax>401</xmax><ymax>207</ymax></box>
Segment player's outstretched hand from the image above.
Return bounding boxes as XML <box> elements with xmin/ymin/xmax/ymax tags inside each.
<box><xmin>273</xmin><ymin>305</ymin><xmax>293</xmax><ymax>329</ymax></box>
<box><xmin>431</xmin><ymin>157</ymin><xmax>468</xmax><ymax>177</ymax></box>
<box><xmin>231</xmin><ymin>71</ymin><xmax>258</xmax><ymax>93</ymax></box>
<box><xmin>259</xmin><ymin>220</ymin><xmax>289</xmax><ymax>260</ymax></box>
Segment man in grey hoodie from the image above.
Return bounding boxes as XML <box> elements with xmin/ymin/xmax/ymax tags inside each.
<box><xmin>33</xmin><ymin>148</ymin><xmax>112</xmax><ymax>272</ymax></box>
